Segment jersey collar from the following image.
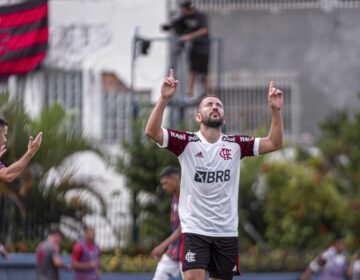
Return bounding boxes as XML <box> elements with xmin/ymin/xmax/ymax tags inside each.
<box><xmin>196</xmin><ymin>130</ymin><xmax>223</xmax><ymax>144</ymax></box>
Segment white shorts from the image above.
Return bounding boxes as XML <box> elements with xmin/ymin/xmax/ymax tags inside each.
<box><xmin>153</xmin><ymin>254</ymin><xmax>183</xmax><ymax>280</ymax></box>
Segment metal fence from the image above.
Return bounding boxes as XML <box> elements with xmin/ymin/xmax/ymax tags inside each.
<box><xmin>191</xmin><ymin>0</ymin><xmax>360</xmax><ymax>12</ymax></box>
<box><xmin>217</xmin><ymin>71</ymin><xmax>299</xmax><ymax>140</ymax></box>
<box><xmin>169</xmin><ymin>71</ymin><xmax>299</xmax><ymax>141</ymax></box>
<box><xmin>0</xmin><ymin>193</ymin><xmax>132</xmax><ymax>251</ymax></box>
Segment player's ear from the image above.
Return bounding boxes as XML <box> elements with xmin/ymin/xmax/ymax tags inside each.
<box><xmin>195</xmin><ymin>112</ymin><xmax>202</xmax><ymax>123</ymax></box>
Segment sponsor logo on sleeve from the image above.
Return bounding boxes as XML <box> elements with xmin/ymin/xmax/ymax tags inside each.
<box><xmin>170</xmin><ymin>131</ymin><xmax>186</xmax><ymax>140</ymax></box>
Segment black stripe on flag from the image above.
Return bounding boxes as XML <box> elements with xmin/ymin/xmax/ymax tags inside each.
<box><xmin>0</xmin><ymin>41</ymin><xmax>47</xmax><ymax>62</ymax></box>
<box><xmin>0</xmin><ymin>0</ymin><xmax>47</xmax><ymax>15</ymax></box>
<box><xmin>9</xmin><ymin>17</ymin><xmax>48</xmax><ymax>36</ymax></box>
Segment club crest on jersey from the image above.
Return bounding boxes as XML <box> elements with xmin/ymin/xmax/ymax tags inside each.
<box><xmin>185</xmin><ymin>250</ymin><xmax>196</xmax><ymax>263</ymax></box>
<box><xmin>220</xmin><ymin>148</ymin><xmax>232</xmax><ymax>160</ymax></box>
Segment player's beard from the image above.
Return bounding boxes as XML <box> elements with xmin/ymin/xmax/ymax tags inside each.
<box><xmin>202</xmin><ymin>115</ymin><xmax>224</xmax><ymax>128</ymax></box>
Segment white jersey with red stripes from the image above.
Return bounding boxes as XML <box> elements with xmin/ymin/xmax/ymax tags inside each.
<box><xmin>160</xmin><ymin>128</ymin><xmax>260</xmax><ymax>237</ymax></box>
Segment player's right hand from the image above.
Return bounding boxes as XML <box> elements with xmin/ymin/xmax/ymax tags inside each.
<box><xmin>161</xmin><ymin>68</ymin><xmax>178</xmax><ymax>99</ymax></box>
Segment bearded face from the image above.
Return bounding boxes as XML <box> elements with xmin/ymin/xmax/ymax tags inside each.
<box><xmin>197</xmin><ymin>96</ymin><xmax>225</xmax><ymax>128</ymax></box>
<box><xmin>201</xmin><ymin>112</ymin><xmax>224</xmax><ymax>128</ymax></box>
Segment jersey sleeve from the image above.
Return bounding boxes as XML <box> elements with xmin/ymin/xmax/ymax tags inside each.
<box><xmin>235</xmin><ymin>135</ymin><xmax>260</xmax><ymax>158</ymax></box>
<box><xmin>72</xmin><ymin>242</ymin><xmax>83</xmax><ymax>262</ymax></box>
<box><xmin>158</xmin><ymin>128</ymin><xmax>191</xmax><ymax>156</ymax></box>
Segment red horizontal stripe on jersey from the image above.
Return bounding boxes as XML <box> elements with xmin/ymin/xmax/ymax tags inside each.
<box><xmin>0</xmin><ymin>4</ymin><xmax>47</xmax><ymax>29</ymax></box>
<box><xmin>6</xmin><ymin>27</ymin><xmax>48</xmax><ymax>51</ymax></box>
<box><xmin>0</xmin><ymin>53</ymin><xmax>45</xmax><ymax>75</ymax></box>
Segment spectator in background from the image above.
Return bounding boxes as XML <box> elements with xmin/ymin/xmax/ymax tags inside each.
<box><xmin>151</xmin><ymin>166</ymin><xmax>182</xmax><ymax>280</ymax></box>
<box><xmin>162</xmin><ymin>0</ymin><xmax>210</xmax><ymax>100</ymax></box>
<box><xmin>301</xmin><ymin>236</ymin><xmax>349</xmax><ymax>280</ymax></box>
<box><xmin>72</xmin><ymin>225</ymin><xmax>100</xmax><ymax>280</ymax></box>
<box><xmin>36</xmin><ymin>228</ymin><xmax>70</xmax><ymax>280</ymax></box>
<box><xmin>347</xmin><ymin>249</ymin><xmax>360</xmax><ymax>280</ymax></box>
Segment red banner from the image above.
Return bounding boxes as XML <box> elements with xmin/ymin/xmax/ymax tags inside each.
<box><xmin>0</xmin><ymin>0</ymin><xmax>48</xmax><ymax>76</ymax></box>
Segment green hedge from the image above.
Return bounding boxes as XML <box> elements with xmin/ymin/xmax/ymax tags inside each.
<box><xmin>99</xmin><ymin>248</ymin><xmax>317</xmax><ymax>273</ymax></box>
<box><xmin>8</xmin><ymin>240</ymin><xmax>318</xmax><ymax>273</ymax></box>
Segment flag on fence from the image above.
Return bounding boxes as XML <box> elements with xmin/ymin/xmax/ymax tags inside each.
<box><xmin>0</xmin><ymin>0</ymin><xmax>48</xmax><ymax>76</ymax></box>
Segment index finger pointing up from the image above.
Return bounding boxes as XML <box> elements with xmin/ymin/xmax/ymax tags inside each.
<box><xmin>269</xmin><ymin>80</ymin><xmax>275</xmax><ymax>92</ymax></box>
<box><xmin>169</xmin><ymin>68</ymin><xmax>174</xmax><ymax>78</ymax></box>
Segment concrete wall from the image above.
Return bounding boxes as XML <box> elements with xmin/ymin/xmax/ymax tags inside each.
<box><xmin>209</xmin><ymin>8</ymin><xmax>360</xmax><ymax>142</ymax></box>
<box><xmin>0</xmin><ymin>254</ymin><xmax>309</xmax><ymax>280</ymax></box>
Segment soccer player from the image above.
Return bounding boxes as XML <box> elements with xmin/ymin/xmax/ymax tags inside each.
<box><xmin>72</xmin><ymin>225</ymin><xmax>101</xmax><ymax>280</ymax></box>
<box><xmin>301</xmin><ymin>236</ymin><xmax>348</xmax><ymax>280</ymax></box>
<box><xmin>145</xmin><ymin>69</ymin><xmax>284</xmax><ymax>280</ymax></box>
<box><xmin>36</xmin><ymin>228</ymin><xmax>70</xmax><ymax>280</ymax></box>
<box><xmin>152</xmin><ymin>166</ymin><xmax>183</xmax><ymax>280</ymax></box>
<box><xmin>0</xmin><ymin>118</ymin><xmax>42</xmax><ymax>258</ymax></box>
<box><xmin>0</xmin><ymin>118</ymin><xmax>42</xmax><ymax>182</ymax></box>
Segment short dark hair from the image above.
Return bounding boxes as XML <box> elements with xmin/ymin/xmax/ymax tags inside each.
<box><xmin>0</xmin><ymin>118</ymin><xmax>8</xmax><ymax>128</ymax></box>
<box><xmin>83</xmin><ymin>224</ymin><xmax>95</xmax><ymax>232</ymax></box>
<box><xmin>197</xmin><ymin>95</ymin><xmax>223</xmax><ymax>111</ymax></box>
<box><xmin>159</xmin><ymin>166</ymin><xmax>180</xmax><ymax>178</ymax></box>
<box><xmin>179</xmin><ymin>0</ymin><xmax>194</xmax><ymax>9</ymax></box>
<box><xmin>49</xmin><ymin>228</ymin><xmax>64</xmax><ymax>238</ymax></box>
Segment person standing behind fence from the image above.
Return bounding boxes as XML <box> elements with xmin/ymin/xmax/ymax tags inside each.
<box><xmin>72</xmin><ymin>225</ymin><xmax>100</xmax><ymax>280</ymax></box>
<box><xmin>152</xmin><ymin>166</ymin><xmax>183</xmax><ymax>280</ymax></box>
<box><xmin>163</xmin><ymin>0</ymin><xmax>210</xmax><ymax>99</ymax></box>
<box><xmin>300</xmin><ymin>236</ymin><xmax>349</xmax><ymax>280</ymax></box>
<box><xmin>36</xmin><ymin>228</ymin><xmax>70</xmax><ymax>280</ymax></box>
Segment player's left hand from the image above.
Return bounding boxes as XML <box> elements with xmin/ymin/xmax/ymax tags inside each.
<box><xmin>268</xmin><ymin>81</ymin><xmax>283</xmax><ymax>110</ymax></box>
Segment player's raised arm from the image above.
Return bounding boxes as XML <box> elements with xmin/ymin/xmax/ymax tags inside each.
<box><xmin>258</xmin><ymin>81</ymin><xmax>284</xmax><ymax>154</ymax></box>
<box><xmin>0</xmin><ymin>132</ymin><xmax>42</xmax><ymax>182</ymax></box>
<box><xmin>145</xmin><ymin>69</ymin><xmax>178</xmax><ymax>145</ymax></box>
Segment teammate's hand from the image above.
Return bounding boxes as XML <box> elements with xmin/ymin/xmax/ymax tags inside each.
<box><xmin>27</xmin><ymin>132</ymin><xmax>43</xmax><ymax>156</ymax></box>
<box><xmin>161</xmin><ymin>69</ymin><xmax>178</xmax><ymax>100</ymax></box>
<box><xmin>151</xmin><ymin>244</ymin><xmax>166</xmax><ymax>258</ymax></box>
<box><xmin>268</xmin><ymin>81</ymin><xmax>283</xmax><ymax>111</ymax></box>
<box><xmin>0</xmin><ymin>145</ymin><xmax>6</xmax><ymax>158</ymax></box>
<box><xmin>89</xmin><ymin>260</ymin><xmax>97</xmax><ymax>269</ymax></box>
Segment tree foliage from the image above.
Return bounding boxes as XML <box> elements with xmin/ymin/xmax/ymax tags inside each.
<box><xmin>0</xmin><ymin>95</ymin><xmax>106</xmax><ymax>244</ymax></box>
<box><xmin>116</xmin><ymin>119</ymin><xmax>178</xmax><ymax>252</ymax></box>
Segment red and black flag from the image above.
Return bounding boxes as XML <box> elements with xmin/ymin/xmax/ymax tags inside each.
<box><xmin>0</xmin><ymin>0</ymin><xmax>48</xmax><ymax>76</ymax></box>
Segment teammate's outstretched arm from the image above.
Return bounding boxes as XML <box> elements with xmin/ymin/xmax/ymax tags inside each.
<box><xmin>258</xmin><ymin>81</ymin><xmax>284</xmax><ymax>154</ymax></box>
<box><xmin>151</xmin><ymin>226</ymin><xmax>181</xmax><ymax>258</ymax></box>
<box><xmin>145</xmin><ymin>69</ymin><xmax>178</xmax><ymax>145</ymax></box>
<box><xmin>0</xmin><ymin>132</ymin><xmax>43</xmax><ymax>182</ymax></box>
